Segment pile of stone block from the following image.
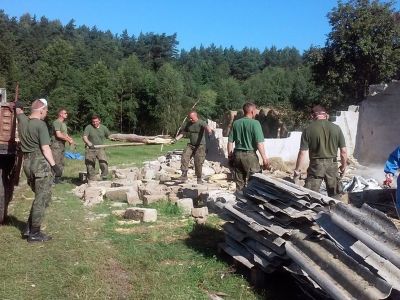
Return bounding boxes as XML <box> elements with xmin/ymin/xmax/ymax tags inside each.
<box><xmin>72</xmin><ymin>150</ymin><xmax>237</xmax><ymax>224</ymax></box>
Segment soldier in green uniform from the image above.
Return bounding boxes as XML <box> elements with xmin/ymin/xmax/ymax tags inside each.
<box><xmin>51</xmin><ymin>108</ymin><xmax>75</xmax><ymax>183</ymax></box>
<box><xmin>174</xmin><ymin>111</ymin><xmax>212</xmax><ymax>184</ymax></box>
<box><xmin>16</xmin><ymin>98</ymin><xmax>62</xmax><ymax>242</ymax></box>
<box><xmin>294</xmin><ymin>105</ymin><xmax>347</xmax><ymax>197</ymax></box>
<box><xmin>227</xmin><ymin>102</ymin><xmax>270</xmax><ymax>191</ymax></box>
<box><xmin>82</xmin><ymin>115</ymin><xmax>110</xmax><ymax>181</ymax></box>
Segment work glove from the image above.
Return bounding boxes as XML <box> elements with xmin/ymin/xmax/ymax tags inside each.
<box><xmin>383</xmin><ymin>173</ymin><xmax>393</xmax><ymax>188</ymax></box>
<box><xmin>51</xmin><ymin>165</ymin><xmax>62</xmax><ymax>177</ymax></box>
<box><xmin>88</xmin><ymin>144</ymin><xmax>95</xmax><ymax>149</ymax></box>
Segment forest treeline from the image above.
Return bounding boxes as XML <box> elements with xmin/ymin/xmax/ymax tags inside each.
<box><xmin>1</xmin><ymin>0</ymin><xmax>399</xmax><ymax>134</ymax></box>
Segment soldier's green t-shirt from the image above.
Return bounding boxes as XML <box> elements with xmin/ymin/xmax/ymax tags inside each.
<box><xmin>228</xmin><ymin>117</ymin><xmax>264</xmax><ymax>151</ymax></box>
<box><xmin>183</xmin><ymin>120</ymin><xmax>208</xmax><ymax>146</ymax></box>
<box><xmin>83</xmin><ymin>124</ymin><xmax>110</xmax><ymax>145</ymax></box>
<box><xmin>17</xmin><ymin>114</ymin><xmax>51</xmax><ymax>153</ymax></box>
<box><xmin>300</xmin><ymin>119</ymin><xmax>346</xmax><ymax>159</ymax></box>
<box><xmin>52</xmin><ymin>119</ymin><xmax>68</xmax><ymax>142</ymax></box>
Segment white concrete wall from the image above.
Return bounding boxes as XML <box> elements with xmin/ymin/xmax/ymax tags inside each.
<box><xmin>332</xmin><ymin>106</ymin><xmax>359</xmax><ymax>156</ymax></box>
<box><xmin>264</xmin><ymin>131</ymin><xmax>302</xmax><ymax>162</ymax></box>
<box><xmin>354</xmin><ymin>81</ymin><xmax>400</xmax><ymax>165</ymax></box>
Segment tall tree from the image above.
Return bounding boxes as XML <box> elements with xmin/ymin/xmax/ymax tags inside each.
<box><xmin>154</xmin><ymin>63</ymin><xmax>185</xmax><ymax>134</ymax></box>
<box><xmin>313</xmin><ymin>0</ymin><xmax>400</xmax><ymax>103</ymax></box>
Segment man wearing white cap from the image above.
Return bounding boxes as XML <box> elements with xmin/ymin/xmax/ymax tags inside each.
<box><xmin>17</xmin><ymin>98</ymin><xmax>62</xmax><ymax>243</ymax></box>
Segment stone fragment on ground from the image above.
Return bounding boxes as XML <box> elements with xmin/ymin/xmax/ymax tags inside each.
<box><xmin>176</xmin><ymin>198</ymin><xmax>194</xmax><ymax>215</ymax></box>
<box><xmin>124</xmin><ymin>207</ymin><xmax>157</xmax><ymax>222</ymax></box>
<box><xmin>84</xmin><ymin>186</ymin><xmax>106</xmax><ymax>206</ymax></box>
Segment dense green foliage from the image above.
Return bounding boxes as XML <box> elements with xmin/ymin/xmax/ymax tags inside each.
<box><xmin>309</xmin><ymin>0</ymin><xmax>400</xmax><ymax>106</ymax></box>
<box><xmin>1</xmin><ymin>0</ymin><xmax>399</xmax><ymax>133</ymax></box>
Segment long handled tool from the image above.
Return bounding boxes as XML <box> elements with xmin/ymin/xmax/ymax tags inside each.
<box><xmin>93</xmin><ymin>142</ymin><xmax>145</xmax><ymax>149</ymax></box>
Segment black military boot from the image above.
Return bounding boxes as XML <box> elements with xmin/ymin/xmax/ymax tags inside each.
<box><xmin>27</xmin><ymin>226</ymin><xmax>52</xmax><ymax>243</ymax></box>
<box><xmin>178</xmin><ymin>170</ymin><xmax>188</xmax><ymax>182</ymax></box>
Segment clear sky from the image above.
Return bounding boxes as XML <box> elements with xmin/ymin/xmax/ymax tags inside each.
<box><xmin>0</xmin><ymin>0</ymin><xmax>399</xmax><ymax>53</ymax></box>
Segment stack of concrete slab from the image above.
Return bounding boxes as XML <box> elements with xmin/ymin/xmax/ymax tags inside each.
<box><xmin>219</xmin><ymin>173</ymin><xmax>400</xmax><ymax>299</ymax></box>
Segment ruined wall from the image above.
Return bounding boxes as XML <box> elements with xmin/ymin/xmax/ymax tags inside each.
<box><xmin>332</xmin><ymin>105</ymin><xmax>359</xmax><ymax>156</ymax></box>
<box><xmin>354</xmin><ymin>81</ymin><xmax>400</xmax><ymax>165</ymax></box>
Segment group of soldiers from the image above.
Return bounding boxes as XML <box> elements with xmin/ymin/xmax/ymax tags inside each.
<box><xmin>14</xmin><ymin>98</ymin><xmax>399</xmax><ymax>243</ymax></box>
<box><xmin>16</xmin><ymin>100</ymin><xmax>110</xmax><ymax>242</ymax></box>
<box><xmin>181</xmin><ymin>102</ymin><xmax>348</xmax><ymax>199</ymax></box>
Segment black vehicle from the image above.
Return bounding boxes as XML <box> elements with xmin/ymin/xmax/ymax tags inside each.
<box><xmin>0</xmin><ymin>87</ymin><xmax>22</xmax><ymax>224</ymax></box>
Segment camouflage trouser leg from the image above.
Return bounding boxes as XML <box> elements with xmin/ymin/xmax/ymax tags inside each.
<box><xmin>232</xmin><ymin>151</ymin><xmax>261</xmax><ymax>191</ymax></box>
<box><xmin>180</xmin><ymin>145</ymin><xmax>194</xmax><ymax>172</ymax></box>
<box><xmin>51</xmin><ymin>141</ymin><xmax>65</xmax><ymax>174</ymax></box>
<box><xmin>23</xmin><ymin>151</ymin><xmax>53</xmax><ymax>228</ymax></box>
<box><xmin>97</xmin><ymin>148</ymin><xmax>108</xmax><ymax>178</ymax></box>
<box><xmin>85</xmin><ymin>148</ymin><xmax>108</xmax><ymax>180</ymax></box>
<box><xmin>193</xmin><ymin>144</ymin><xmax>206</xmax><ymax>178</ymax></box>
<box><xmin>305</xmin><ymin>159</ymin><xmax>339</xmax><ymax>197</ymax></box>
<box><xmin>85</xmin><ymin>149</ymin><xmax>97</xmax><ymax>180</ymax></box>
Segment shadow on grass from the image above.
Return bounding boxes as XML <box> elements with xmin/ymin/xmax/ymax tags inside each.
<box><xmin>59</xmin><ymin>176</ymin><xmax>83</xmax><ymax>186</ymax></box>
<box><xmin>185</xmin><ymin>223</ymin><xmax>308</xmax><ymax>300</ymax></box>
<box><xmin>185</xmin><ymin>223</ymin><xmax>225</xmax><ymax>258</ymax></box>
<box><xmin>5</xmin><ymin>214</ymin><xmax>26</xmax><ymax>235</ymax></box>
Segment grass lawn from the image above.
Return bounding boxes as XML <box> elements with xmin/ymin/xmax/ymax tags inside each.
<box><xmin>0</xmin><ymin>138</ymin><xmax>270</xmax><ymax>300</ymax></box>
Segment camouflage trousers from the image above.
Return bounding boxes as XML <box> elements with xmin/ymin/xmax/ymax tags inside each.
<box><xmin>231</xmin><ymin>150</ymin><xmax>261</xmax><ymax>191</ymax></box>
<box><xmin>51</xmin><ymin>140</ymin><xmax>65</xmax><ymax>174</ymax></box>
<box><xmin>305</xmin><ymin>158</ymin><xmax>340</xmax><ymax>197</ymax></box>
<box><xmin>85</xmin><ymin>148</ymin><xmax>108</xmax><ymax>180</ymax></box>
<box><xmin>181</xmin><ymin>144</ymin><xmax>206</xmax><ymax>178</ymax></box>
<box><xmin>23</xmin><ymin>150</ymin><xmax>53</xmax><ymax>228</ymax></box>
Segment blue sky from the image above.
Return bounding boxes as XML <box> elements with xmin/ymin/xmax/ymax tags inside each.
<box><xmin>1</xmin><ymin>0</ymin><xmax>399</xmax><ymax>53</ymax></box>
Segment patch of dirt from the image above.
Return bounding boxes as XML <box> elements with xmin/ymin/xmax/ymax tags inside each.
<box><xmin>96</xmin><ymin>258</ymin><xmax>132</xmax><ymax>299</ymax></box>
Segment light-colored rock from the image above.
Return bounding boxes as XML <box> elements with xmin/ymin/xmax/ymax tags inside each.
<box><xmin>83</xmin><ymin>186</ymin><xmax>106</xmax><ymax>206</ymax></box>
<box><xmin>176</xmin><ymin>198</ymin><xmax>194</xmax><ymax>215</ymax></box>
<box><xmin>111</xmin><ymin>209</ymin><xmax>126</xmax><ymax>217</ymax></box>
<box><xmin>73</xmin><ymin>183</ymin><xmax>88</xmax><ymax>199</ymax></box>
<box><xmin>158</xmin><ymin>156</ymin><xmax>167</xmax><ymax>163</ymax></box>
<box><xmin>139</xmin><ymin>180</ymin><xmax>167</xmax><ymax>198</ymax></box>
<box><xmin>142</xmin><ymin>194</ymin><xmax>166</xmax><ymax>205</ymax></box>
<box><xmin>201</xmin><ymin>165</ymin><xmax>216</xmax><ymax>177</ymax></box>
<box><xmin>195</xmin><ymin>216</ymin><xmax>207</xmax><ymax>225</ymax></box>
<box><xmin>124</xmin><ymin>207</ymin><xmax>157</xmax><ymax>222</ymax></box>
<box><xmin>105</xmin><ymin>187</ymin><xmax>133</xmax><ymax>201</ymax></box>
<box><xmin>191</xmin><ymin>207</ymin><xmax>209</xmax><ymax>218</ymax></box>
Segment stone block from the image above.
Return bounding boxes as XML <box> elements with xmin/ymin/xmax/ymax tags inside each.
<box><xmin>176</xmin><ymin>198</ymin><xmax>194</xmax><ymax>215</ymax></box>
<box><xmin>195</xmin><ymin>216</ymin><xmax>207</xmax><ymax>225</ymax></box>
<box><xmin>142</xmin><ymin>194</ymin><xmax>166</xmax><ymax>205</ymax></box>
<box><xmin>83</xmin><ymin>187</ymin><xmax>106</xmax><ymax>206</ymax></box>
<box><xmin>111</xmin><ymin>209</ymin><xmax>126</xmax><ymax>217</ymax></box>
<box><xmin>191</xmin><ymin>207</ymin><xmax>209</xmax><ymax>218</ymax></box>
<box><xmin>124</xmin><ymin>207</ymin><xmax>157</xmax><ymax>222</ymax></box>
<box><xmin>105</xmin><ymin>187</ymin><xmax>133</xmax><ymax>202</ymax></box>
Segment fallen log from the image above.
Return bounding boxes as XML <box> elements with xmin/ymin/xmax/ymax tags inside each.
<box><xmin>109</xmin><ymin>133</ymin><xmax>172</xmax><ymax>144</ymax></box>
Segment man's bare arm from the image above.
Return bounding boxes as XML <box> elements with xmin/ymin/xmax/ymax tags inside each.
<box><xmin>295</xmin><ymin>150</ymin><xmax>308</xmax><ymax>172</ymax></box>
<box><xmin>257</xmin><ymin>142</ymin><xmax>269</xmax><ymax>170</ymax></box>
<box><xmin>339</xmin><ymin>147</ymin><xmax>348</xmax><ymax>172</ymax></box>
<box><xmin>41</xmin><ymin>144</ymin><xmax>56</xmax><ymax>166</ymax></box>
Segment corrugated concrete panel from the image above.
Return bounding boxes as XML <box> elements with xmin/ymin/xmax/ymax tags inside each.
<box><xmin>286</xmin><ymin>232</ymin><xmax>393</xmax><ymax>300</ymax></box>
<box><xmin>316</xmin><ymin>212</ymin><xmax>400</xmax><ymax>290</ymax></box>
<box><xmin>330</xmin><ymin>202</ymin><xmax>400</xmax><ymax>269</ymax></box>
<box><xmin>217</xmin><ymin>174</ymin><xmax>400</xmax><ymax>298</ymax></box>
